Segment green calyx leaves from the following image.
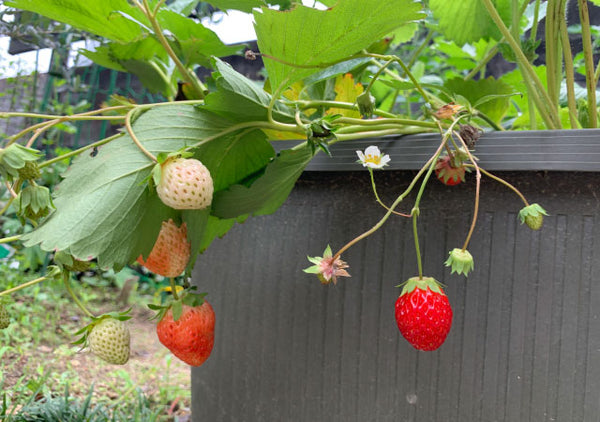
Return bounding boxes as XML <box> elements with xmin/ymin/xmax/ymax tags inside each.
<box><xmin>356</xmin><ymin>91</ymin><xmax>376</xmax><ymax>119</ymax></box>
<box><xmin>148</xmin><ymin>287</ymin><xmax>207</xmax><ymax>322</ymax></box>
<box><xmin>397</xmin><ymin>276</ymin><xmax>444</xmax><ymax>296</ymax></box>
<box><xmin>72</xmin><ymin>309</ymin><xmax>132</xmax><ymax>347</ymax></box>
<box><xmin>0</xmin><ymin>144</ymin><xmax>42</xmax><ymax>182</ymax></box>
<box><xmin>16</xmin><ymin>185</ymin><xmax>54</xmax><ymax>225</ymax></box>
<box><xmin>518</xmin><ymin>203</ymin><xmax>548</xmax><ymax>231</ymax></box>
<box><xmin>445</xmin><ymin>248</ymin><xmax>474</xmax><ymax>276</ymax></box>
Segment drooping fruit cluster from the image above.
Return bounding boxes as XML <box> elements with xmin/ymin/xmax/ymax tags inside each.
<box><xmin>0</xmin><ymin>303</ymin><xmax>10</xmax><ymax>329</ymax></box>
<box><xmin>88</xmin><ymin>317</ymin><xmax>131</xmax><ymax>365</ymax></box>
<box><xmin>137</xmin><ymin>219</ymin><xmax>190</xmax><ymax>277</ymax></box>
<box><xmin>395</xmin><ymin>276</ymin><xmax>453</xmax><ymax>351</ymax></box>
<box><xmin>156</xmin><ymin>157</ymin><xmax>213</xmax><ymax>210</ymax></box>
<box><xmin>156</xmin><ymin>301</ymin><xmax>215</xmax><ymax>367</ymax></box>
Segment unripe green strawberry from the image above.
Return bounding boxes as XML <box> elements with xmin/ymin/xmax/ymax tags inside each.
<box><xmin>137</xmin><ymin>219</ymin><xmax>190</xmax><ymax>277</ymax></box>
<box><xmin>17</xmin><ymin>161</ymin><xmax>41</xmax><ymax>180</ymax></box>
<box><xmin>156</xmin><ymin>158</ymin><xmax>213</xmax><ymax>210</ymax></box>
<box><xmin>518</xmin><ymin>203</ymin><xmax>548</xmax><ymax>231</ymax></box>
<box><xmin>0</xmin><ymin>304</ymin><xmax>10</xmax><ymax>329</ymax></box>
<box><xmin>88</xmin><ymin>318</ymin><xmax>130</xmax><ymax>365</ymax></box>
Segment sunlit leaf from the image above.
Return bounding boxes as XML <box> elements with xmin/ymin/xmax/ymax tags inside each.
<box><xmin>326</xmin><ymin>73</ymin><xmax>363</xmax><ymax>118</ymax></box>
<box><xmin>254</xmin><ymin>0</ymin><xmax>425</xmax><ymax>91</ymax></box>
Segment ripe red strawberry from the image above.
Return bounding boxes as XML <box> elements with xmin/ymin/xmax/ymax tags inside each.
<box><xmin>156</xmin><ymin>157</ymin><xmax>213</xmax><ymax>210</ymax></box>
<box><xmin>157</xmin><ymin>301</ymin><xmax>215</xmax><ymax>367</ymax></box>
<box><xmin>137</xmin><ymin>219</ymin><xmax>190</xmax><ymax>277</ymax></box>
<box><xmin>435</xmin><ymin>155</ymin><xmax>465</xmax><ymax>186</ymax></box>
<box><xmin>395</xmin><ymin>276</ymin><xmax>453</xmax><ymax>351</ymax></box>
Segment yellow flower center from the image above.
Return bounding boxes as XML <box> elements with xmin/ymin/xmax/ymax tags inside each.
<box><xmin>365</xmin><ymin>154</ymin><xmax>381</xmax><ymax>165</ymax></box>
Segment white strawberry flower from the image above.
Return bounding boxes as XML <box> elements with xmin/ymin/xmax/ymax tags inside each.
<box><xmin>356</xmin><ymin>145</ymin><xmax>390</xmax><ymax>169</ymax></box>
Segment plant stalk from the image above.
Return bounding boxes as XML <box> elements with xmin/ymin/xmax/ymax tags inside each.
<box><xmin>577</xmin><ymin>0</ymin><xmax>598</xmax><ymax>128</ymax></box>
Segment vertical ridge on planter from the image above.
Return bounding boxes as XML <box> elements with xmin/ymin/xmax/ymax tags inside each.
<box><xmin>191</xmin><ymin>171</ymin><xmax>600</xmax><ymax>422</ymax></box>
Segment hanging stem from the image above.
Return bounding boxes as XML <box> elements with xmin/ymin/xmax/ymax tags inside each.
<box><xmin>455</xmin><ymin>131</ymin><xmax>481</xmax><ymax>252</ymax></box>
<box><xmin>39</xmin><ymin>133</ymin><xmax>124</xmax><ymax>169</ymax></box>
<box><xmin>369</xmin><ymin>169</ymin><xmax>411</xmax><ymax>217</ymax></box>
<box><xmin>465</xmin><ymin>165</ymin><xmax>529</xmax><ymax>206</ymax></box>
<box><xmin>412</xmin><ymin>211</ymin><xmax>423</xmax><ymax>278</ymax></box>
<box><xmin>332</xmin><ymin>139</ymin><xmax>447</xmax><ymax>261</ymax></box>
<box><xmin>63</xmin><ymin>272</ymin><xmax>94</xmax><ymax>318</ymax></box>
<box><xmin>169</xmin><ymin>278</ymin><xmax>180</xmax><ymax>301</ymax></box>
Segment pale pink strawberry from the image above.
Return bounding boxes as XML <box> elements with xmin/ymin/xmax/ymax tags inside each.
<box><xmin>157</xmin><ymin>158</ymin><xmax>213</xmax><ymax>210</ymax></box>
<box><xmin>137</xmin><ymin>219</ymin><xmax>190</xmax><ymax>277</ymax></box>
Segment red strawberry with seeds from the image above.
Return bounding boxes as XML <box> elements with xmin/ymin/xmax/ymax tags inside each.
<box><xmin>395</xmin><ymin>276</ymin><xmax>453</xmax><ymax>351</ymax></box>
<box><xmin>157</xmin><ymin>300</ymin><xmax>215</xmax><ymax>367</ymax></box>
<box><xmin>137</xmin><ymin>219</ymin><xmax>190</xmax><ymax>277</ymax></box>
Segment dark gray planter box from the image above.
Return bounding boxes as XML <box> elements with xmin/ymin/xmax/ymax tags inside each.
<box><xmin>192</xmin><ymin>130</ymin><xmax>600</xmax><ymax>421</ymax></box>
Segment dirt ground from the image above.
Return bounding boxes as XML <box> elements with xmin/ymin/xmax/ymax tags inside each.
<box><xmin>2</xmin><ymin>305</ymin><xmax>192</xmax><ymax>421</ymax></box>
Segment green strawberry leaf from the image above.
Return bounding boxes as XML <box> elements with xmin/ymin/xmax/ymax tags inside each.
<box><xmin>212</xmin><ymin>147</ymin><xmax>314</xmax><ymax>219</ymax></box>
<box><xmin>254</xmin><ymin>0</ymin><xmax>425</xmax><ymax>91</ymax></box>
<box><xmin>429</xmin><ymin>0</ymin><xmax>512</xmax><ymax>46</ymax></box>
<box><xmin>443</xmin><ymin>77</ymin><xmax>516</xmax><ymax>124</ymax></box>
<box><xmin>204</xmin><ymin>58</ymin><xmax>295</xmax><ymax>123</ymax></box>
<box><xmin>156</xmin><ymin>10</ymin><xmax>240</xmax><ymax>68</ymax></box>
<box><xmin>21</xmin><ymin>104</ymin><xmax>259</xmax><ymax>270</ymax></box>
<box><xmin>5</xmin><ymin>0</ymin><xmax>144</xmax><ymax>43</ymax></box>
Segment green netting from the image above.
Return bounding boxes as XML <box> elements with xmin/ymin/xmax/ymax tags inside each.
<box><xmin>38</xmin><ymin>62</ymin><xmax>164</xmax><ymax>149</ymax></box>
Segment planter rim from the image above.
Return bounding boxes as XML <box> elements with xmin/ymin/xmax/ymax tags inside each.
<box><xmin>274</xmin><ymin>128</ymin><xmax>600</xmax><ymax>172</ymax></box>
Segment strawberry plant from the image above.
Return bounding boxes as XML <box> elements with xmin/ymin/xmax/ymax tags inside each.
<box><xmin>3</xmin><ymin>0</ymin><xmax>592</xmax><ymax>364</ymax></box>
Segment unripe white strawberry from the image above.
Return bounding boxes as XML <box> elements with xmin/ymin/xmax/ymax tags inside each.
<box><xmin>88</xmin><ymin>318</ymin><xmax>130</xmax><ymax>365</ymax></box>
<box><xmin>157</xmin><ymin>158</ymin><xmax>213</xmax><ymax>210</ymax></box>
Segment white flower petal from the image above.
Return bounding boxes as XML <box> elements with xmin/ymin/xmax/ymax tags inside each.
<box><xmin>364</xmin><ymin>145</ymin><xmax>381</xmax><ymax>157</ymax></box>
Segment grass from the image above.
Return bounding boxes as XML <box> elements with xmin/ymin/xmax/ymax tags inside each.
<box><xmin>0</xmin><ymin>262</ymin><xmax>191</xmax><ymax>421</ymax></box>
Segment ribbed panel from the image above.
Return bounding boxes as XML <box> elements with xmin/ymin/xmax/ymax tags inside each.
<box><xmin>275</xmin><ymin>129</ymin><xmax>600</xmax><ymax>172</ymax></box>
<box><xmin>192</xmin><ymin>171</ymin><xmax>600</xmax><ymax>422</ymax></box>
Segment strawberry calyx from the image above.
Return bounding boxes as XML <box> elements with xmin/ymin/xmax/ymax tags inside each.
<box><xmin>0</xmin><ymin>144</ymin><xmax>43</xmax><ymax>182</ymax></box>
<box><xmin>148</xmin><ymin>286</ymin><xmax>207</xmax><ymax>322</ymax></box>
<box><xmin>518</xmin><ymin>203</ymin><xmax>548</xmax><ymax>230</ymax></box>
<box><xmin>72</xmin><ymin>309</ymin><xmax>132</xmax><ymax>347</ymax></box>
<box><xmin>397</xmin><ymin>276</ymin><xmax>444</xmax><ymax>297</ymax></box>
<box><xmin>444</xmin><ymin>248</ymin><xmax>474</xmax><ymax>276</ymax></box>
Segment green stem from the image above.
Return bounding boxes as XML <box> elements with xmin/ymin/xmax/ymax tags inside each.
<box><xmin>545</xmin><ymin>0</ymin><xmax>563</xmax><ymax>107</ymax></box>
<box><xmin>332</xmin><ymin>139</ymin><xmax>448</xmax><ymax>261</ymax></box>
<box><xmin>367</xmin><ymin>54</ymin><xmax>434</xmax><ymax>108</ymax></box>
<box><xmin>0</xmin><ymin>275</ymin><xmax>48</xmax><ymax>297</ymax></box>
<box><xmin>559</xmin><ymin>15</ymin><xmax>580</xmax><ymax>128</ymax></box>
<box><xmin>466</xmin><ymin>165</ymin><xmax>529</xmax><ymax>206</ymax></box>
<box><xmin>530</xmin><ymin>0</ymin><xmax>541</xmax><ymax>43</ymax></box>
<box><xmin>297</xmin><ymin>100</ymin><xmax>397</xmax><ymax>118</ymax></box>
<box><xmin>0</xmin><ymin>235</ymin><xmax>21</xmax><ymax>244</ymax></box>
<box><xmin>406</xmin><ymin>30</ymin><xmax>434</xmax><ymax>70</ymax></box>
<box><xmin>412</xmin><ymin>212</ymin><xmax>423</xmax><ymax>278</ymax></box>
<box><xmin>366</xmin><ymin>59</ymin><xmax>394</xmax><ymax>93</ymax></box>
<box><xmin>480</xmin><ymin>0</ymin><xmax>561</xmax><ymax>129</ymax></box>
<box><xmin>369</xmin><ymin>168</ymin><xmax>411</xmax><ymax>217</ymax></box>
<box><xmin>333</xmin><ymin>127</ymin><xmax>427</xmax><ymax>143</ymax></box>
<box><xmin>63</xmin><ymin>272</ymin><xmax>94</xmax><ymax>318</ymax></box>
<box><xmin>125</xmin><ymin>109</ymin><xmax>157</xmax><ymax>162</ymax></box>
<box><xmin>455</xmin><ymin>131</ymin><xmax>481</xmax><ymax>251</ymax></box>
<box><xmin>140</xmin><ymin>0</ymin><xmax>206</xmax><ymax>100</ymax></box>
<box><xmin>334</xmin><ymin>116</ymin><xmax>437</xmax><ymax>129</ymax></box>
<box><xmin>465</xmin><ymin>43</ymin><xmax>500</xmax><ymax>81</ymax></box>
<box><xmin>578</xmin><ymin>0</ymin><xmax>598</xmax><ymax>128</ymax></box>
<box><xmin>473</xmin><ymin>111</ymin><xmax>505</xmax><ymax>131</ymax></box>
<box><xmin>169</xmin><ymin>278</ymin><xmax>180</xmax><ymax>300</ymax></box>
